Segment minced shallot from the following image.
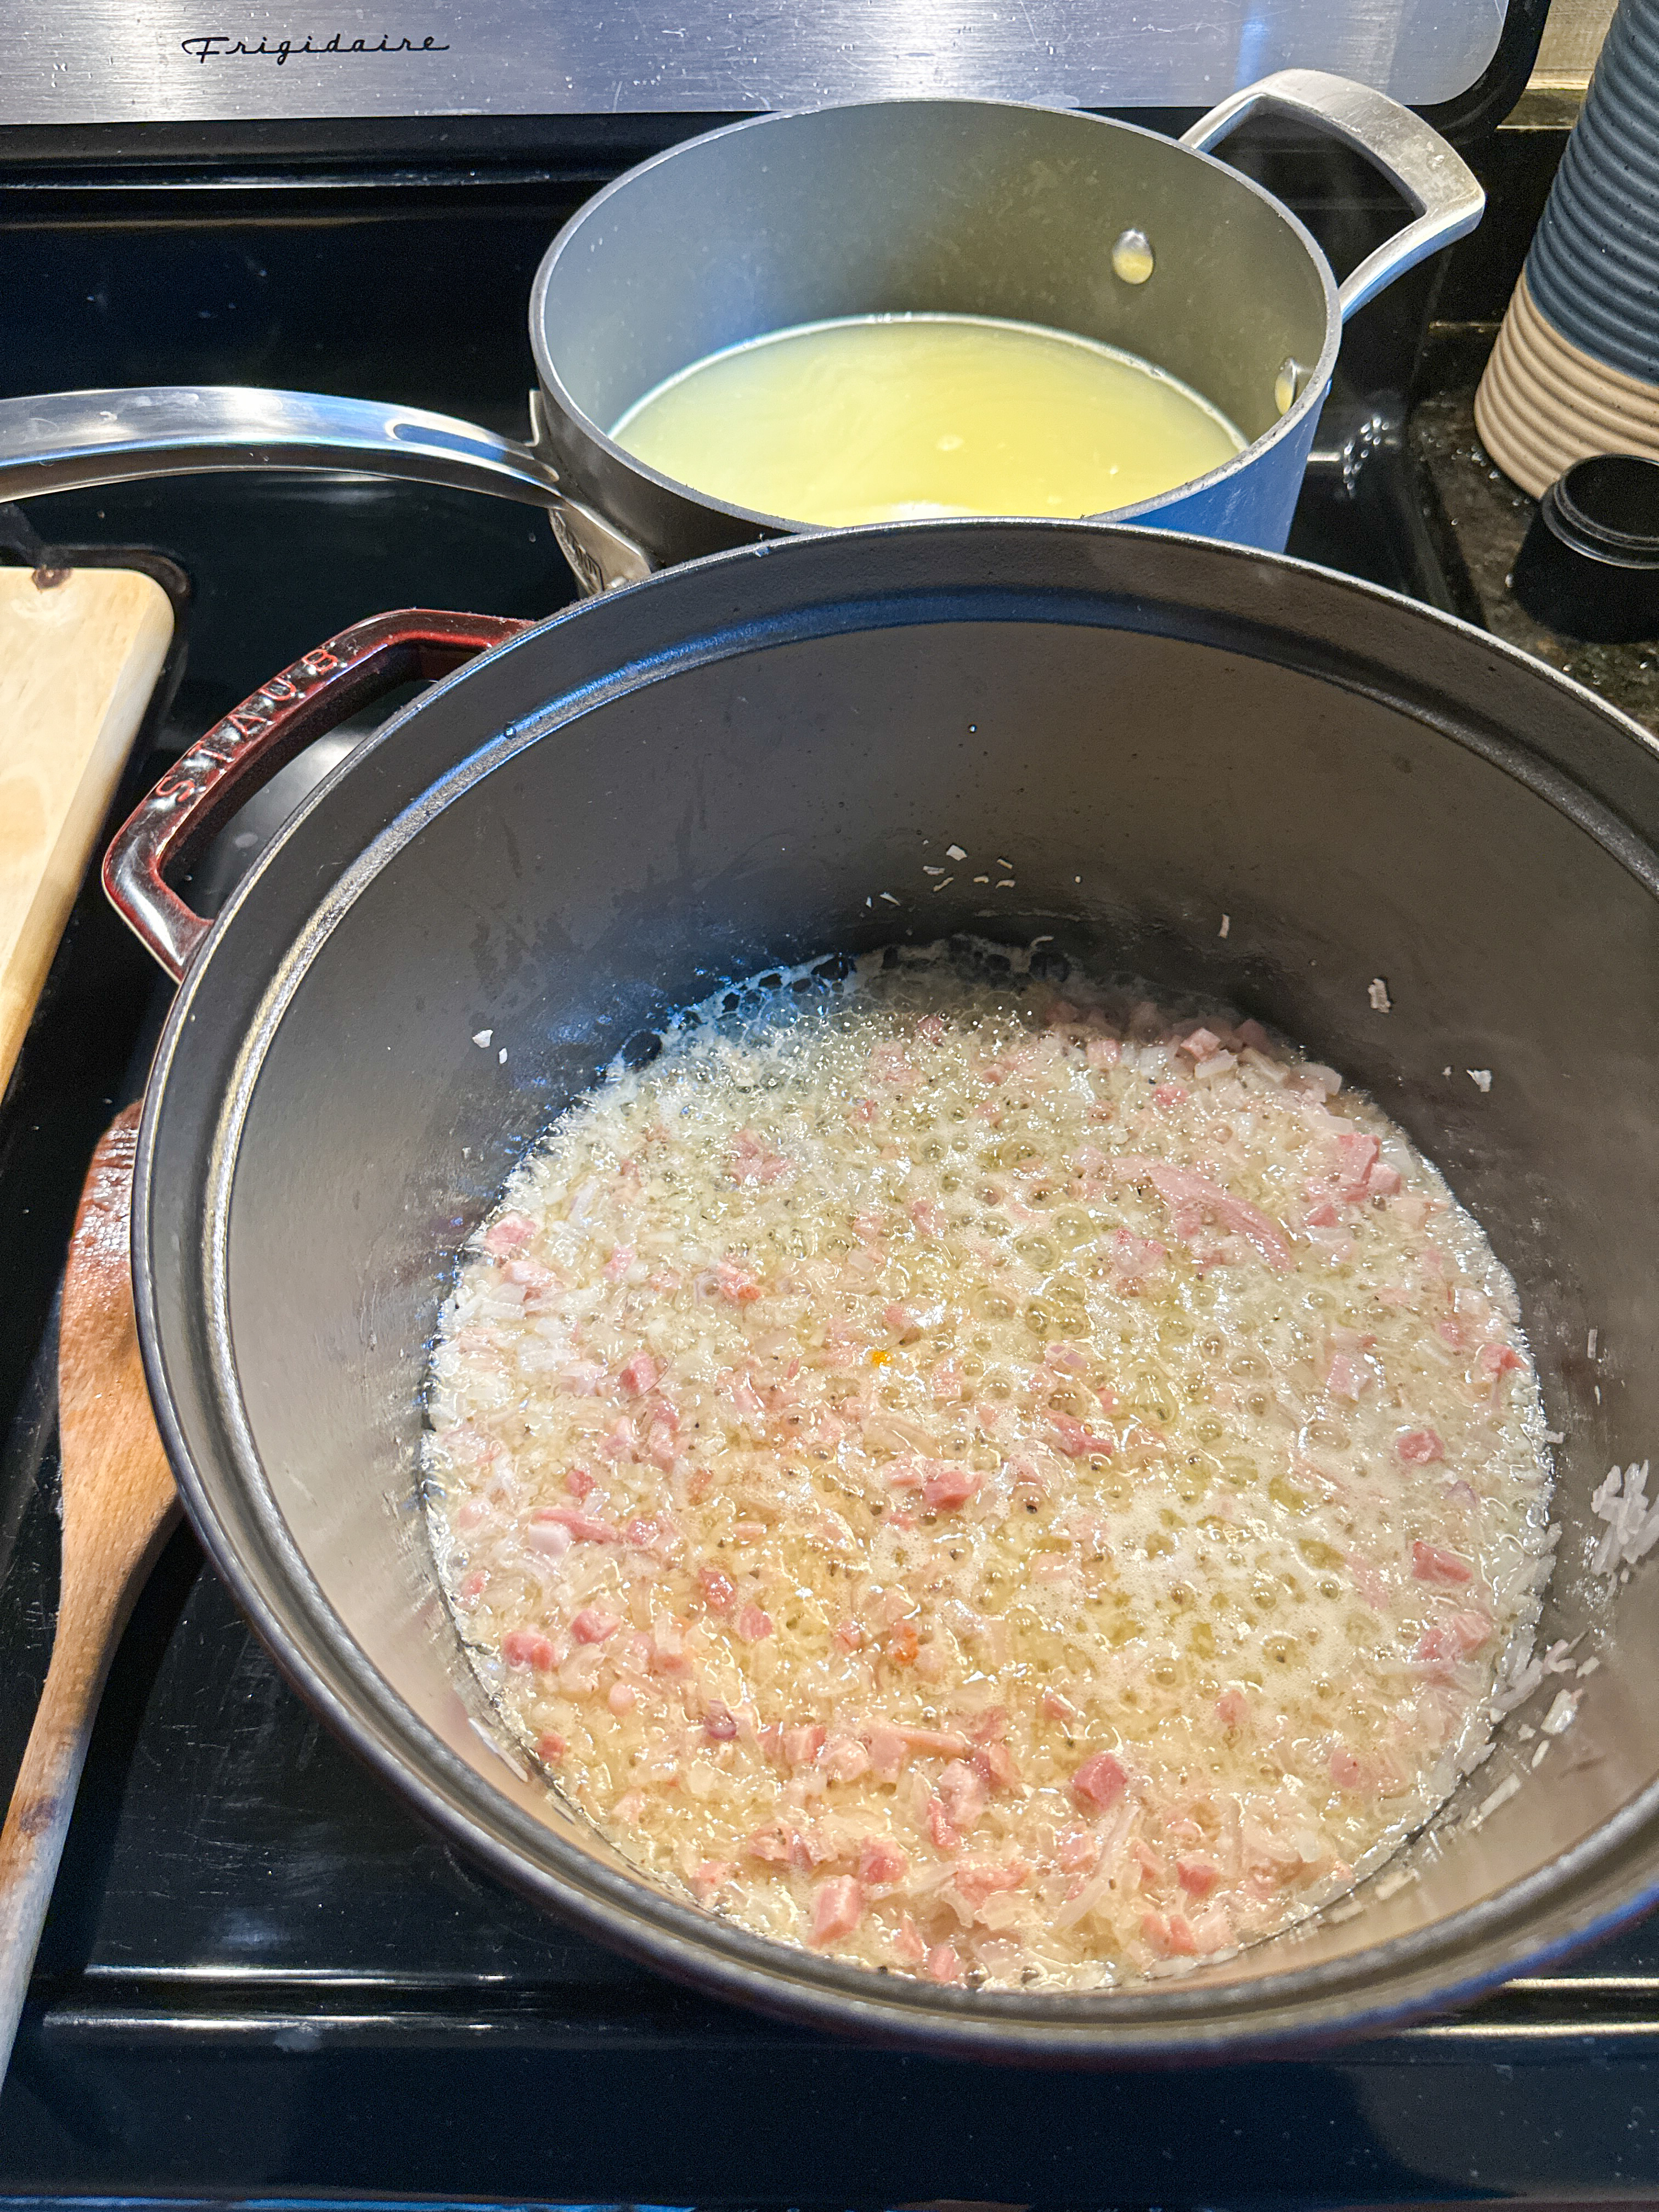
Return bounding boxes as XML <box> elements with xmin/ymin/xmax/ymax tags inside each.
<box><xmin>425</xmin><ymin>947</ymin><xmax>1554</xmax><ymax>1990</ymax></box>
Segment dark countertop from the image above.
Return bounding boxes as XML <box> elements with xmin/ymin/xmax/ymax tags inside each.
<box><xmin>1413</xmin><ymin>391</ymin><xmax>1659</xmax><ymax>736</ymax></box>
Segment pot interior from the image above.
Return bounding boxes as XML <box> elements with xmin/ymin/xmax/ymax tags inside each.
<box><xmin>143</xmin><ymin>524</ymin><xmax>1659</xmax><ymax>2052</ymax></box>
<box><xmin>535</xmin><ymin>101</ymin><xmax>1333</xmax><ymax>462</ymax></box>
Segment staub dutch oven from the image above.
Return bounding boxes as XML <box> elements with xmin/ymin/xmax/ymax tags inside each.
<box><xmin>0</xmin><ymin>71</ymin><xmax>1481</xmax><ymax>588</ymax></box>
<box><xmin>102</xmin><ymin>519</ymin><xmax>1659</xmax><ymax>2061</ymax></box>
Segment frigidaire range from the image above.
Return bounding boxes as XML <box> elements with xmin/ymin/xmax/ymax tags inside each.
<box><xmin>6</xmin><ymin>0</ymin><xmax>1659</xmax><ymax>2199</ymax></box>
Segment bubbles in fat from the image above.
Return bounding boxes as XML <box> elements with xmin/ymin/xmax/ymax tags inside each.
<box><xmin>425</xmin><ymin>943</ymin><xmax>1555</xmax><ymax>1989</ymax></box>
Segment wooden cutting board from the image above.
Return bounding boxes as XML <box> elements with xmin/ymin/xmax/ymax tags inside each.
<box><xmin>0</xmin><ymin>566</ymin><xmax>175</xmax><ymax>1102</ymax></box>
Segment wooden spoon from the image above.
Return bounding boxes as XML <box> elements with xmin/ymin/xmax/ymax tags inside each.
<box><xmin>0</xmin><ymin>1103</ymin><xmax>179</xmax><ymax>2081</ymax></box>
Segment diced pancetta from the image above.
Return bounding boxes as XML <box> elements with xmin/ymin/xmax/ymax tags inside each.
<box><xmin>1412</xmin><ymin>1540</ymin><xmax>1473</xmax><ymax>1586</ymax></box>
<box><xmin>810</xmin><ymin>1875</ymin><xmax>864</xmax><ymax>1945</ymax></box>
<box><xmin>1071</xmin><ymin>1751</ymin><xmax>1128</xmax><ymax>1812</ymax></box>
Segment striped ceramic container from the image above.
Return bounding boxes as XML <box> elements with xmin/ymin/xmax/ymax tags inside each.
<box><xmin>1476</xmin><ymin>0</ymin><xmax>1659</xmax><ymax>496</ymax></box>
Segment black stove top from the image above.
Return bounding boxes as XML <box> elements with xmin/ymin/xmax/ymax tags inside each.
<box><xmin>5</xmin><ymin>120</ymin><xmax>1659</xmax><ymax>2207</ymax></box>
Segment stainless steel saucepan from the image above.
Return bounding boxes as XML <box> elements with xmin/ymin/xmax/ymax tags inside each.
<box><xmin>0</xmin><ymin>71</ymin><xmax>1480</xmax><ymax>590</ymax></box>
<box><xmin>101</xmin><ymin>518</ymin><xmax>1659</xmax><ymax>2061</ymax></box>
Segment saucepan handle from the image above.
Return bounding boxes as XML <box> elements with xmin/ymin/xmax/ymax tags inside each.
<box><xmin>103</xmin><ymin>608</ymin><xmax>530</xmax><ymax>981</ymax></box>
<box><xmin>1181</xmin><ymin>68</ymin><xmax>1484</xmax><ymax>321</ymax></box>
<box><xmin>0</xmin><ymin>385</ymin><xmax>654</xmax><ymax>594</ymax></box>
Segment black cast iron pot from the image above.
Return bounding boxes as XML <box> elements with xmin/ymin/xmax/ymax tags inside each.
<box><xmin>106</xmin><ymin>521</ymin><xmax>1659</xmax><ymax>2062</ymax></box>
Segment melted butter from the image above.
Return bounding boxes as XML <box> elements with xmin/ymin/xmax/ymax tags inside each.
<box><xmin>427</xmin><ymin>946</ymin><xmax>1553</xmax><ymax>1989</ymax></box>
<box><xmin>610</xmin><ymin>313</ymin><xmax>1246</xmax><ymax>526</ymax></box>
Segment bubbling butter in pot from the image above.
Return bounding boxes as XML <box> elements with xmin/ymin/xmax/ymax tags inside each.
<box><xmin>425</xmin><ymin>946</ymin><xmax>1553</xmax><ymax>1991</ymax></box>
<box><xmin>609</xmin><ymin>313</ymin><xmax>1248</xmax><ymax>526</ymax></box>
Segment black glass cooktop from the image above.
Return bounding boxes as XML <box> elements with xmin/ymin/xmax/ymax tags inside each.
<box><xmin>4</xmin><ymin>127</ymin><xmax>1659</xmax><ymax>2205</ymax></box>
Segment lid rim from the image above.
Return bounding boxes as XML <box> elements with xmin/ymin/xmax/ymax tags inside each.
<box><xmin>1545</xmin><ymin>460</ymin><xmax>1659</xmax><ymax>566</ymax></box>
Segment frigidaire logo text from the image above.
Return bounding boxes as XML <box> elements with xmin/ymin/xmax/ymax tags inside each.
<box><xmin>180</xmin><ymin>32</ymin><xmax>452</xmax><ymax>61</ymax></box>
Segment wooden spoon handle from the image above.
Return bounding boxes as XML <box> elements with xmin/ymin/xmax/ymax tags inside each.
<box><xmin>0</xmin><ymin>1105</ymin><xmax>178</xmax><ymax>2084</ymax></box>
<box><xmin>0</xmin><ymin>1611</ymin><xmax>113</xmax><ymax>2074</ymax></box>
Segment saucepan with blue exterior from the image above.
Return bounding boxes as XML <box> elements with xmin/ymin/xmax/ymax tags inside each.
<box><xmin>0</xmin><ymin>71</ymin><xmax>1479</xmax><ymax>587</ymax></box>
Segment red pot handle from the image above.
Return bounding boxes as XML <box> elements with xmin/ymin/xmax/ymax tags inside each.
<box><xmin>104</xmin><ymin>607</ymin><xmax>530</xmax><ymax>980</ymax></box>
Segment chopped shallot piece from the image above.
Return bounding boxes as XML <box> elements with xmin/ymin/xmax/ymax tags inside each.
<box><xmin>926</xmin><ymin>1943</ymin><xmax>963</xmax><ymax>1983</ymax></box>
<box><xmin>747</xmin><ymin>1820</ymin><xmax>795</xmax><ymax>1864</ymax></box>
<box><xmin>864</xmin><ymin>1727</ymin><xmax>907</xmax><ymax>1781</ymax></box>
<box><xmin>1176</xmin><ymin>1857</ymin><xmax>1219</xmax><ymax>1898</ymax></box>
<box><xmin>533</xmin><ymin>1505</ymin><xmax>622</xmax><ymax>1544</ymax></box>
<box><xmin>1189</xmin><ymin>1908</ymin><xmax>1234</xmax><ymax>1953</ymax></box>
<box><xmin>735</xmin><ymin>1604</ymin><xmax>774</xmax><ymax>1641</ymax></box>
<box><xmin>1479</xmin><ymin>1342</ymin><xmax>1526</xmax><ymax>1379</ymax></box>
<box><xmin>481</xmin><ymin>1211</ymin><xmax>534</xmax><ymax>1255</ymax></box>
<box><xmin>1348</xmin><ymin>1556</ymin><xmax>1391</xmax><ymax>1611</ymax></box>
<box><xmin>1050</xmin><ymin>1412</ymin><xmax>1115</xmax><ymax>1458</ymax></box>
<box><xmin>953</xmin><ymin>1856</ymin><xmax>1029</xmax><ymax>1908</ymax></box>
<box><xmin>823</xmin><ymin>1736</ymin><xmax>871</xmax><ymax>1782</ymax></box>
<box><xmin>1417</xmin><ymin>1610</ymin><xmax>1492</xmax><ymax>1665</ymax></box>
<box><xmin>618</xmin><ymin>1348</ymin><xmax>660</xmax><ymax>1396</ymax></box>
<box><xmin>894</xmin><ymin>1914</ymin><xmax>927</xmax><ymax>1964</ymax></box>
<box><xmin>1326</xmin><ymin>1351</ymin><xmax>1372</xmax><ymax>1401</ymax></box>
<box><xmin>704</xmin><ymin>1701</ymin><xmax>740</xmax><ymax>1741</ymax></box>
<box><xmin>896</xmin><ymin>1726</ymin><xmax>972</xmax><ymax>1755</ymax></box>
<box><xmin>570</xmin><ymin>1607</ymin><xmax>620</xmax><ymax>1644</ymax></box>
<box><xmin>927</xmin><ymin>1797</ymin><xmax>962</xmax><ymax>1851</ymax></box>
<box><xmin>1329</xmin><ymin>1744</ymin><xmax>1367</xmax><ymax>1790</ymax></box>
<box><xmin>730</xmin><ymin>1128</ymin><xmax>792</xmax><ymax>1186</ymax></box>
<box><xmin>1111</xmin><ymin>1158</ymin><xmax>1293</xmax><ymax>1272</ymax></box>
<box><xmin>872</xmin><ymin>1043</ymin><xmax>918</xmax><ymax>1088</ymax></box>
<box><xmin>885</xmin><ymin>1620</ymin><xmax>920</xmax><ymax>1663</ymax></box>
<box><xmin>936</xmin><ymin>1759</ymin><xmax>989</xmax><ymax>1835</ymax></box>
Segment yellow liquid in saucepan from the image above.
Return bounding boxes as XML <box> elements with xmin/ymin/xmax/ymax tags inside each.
<box><xmin>609</xmin><ymin>312</ymin><xmax>1247</xmax><ymax>527</ymax></box>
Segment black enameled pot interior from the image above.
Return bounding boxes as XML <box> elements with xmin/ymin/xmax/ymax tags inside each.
<box><xmin>136</xmin><ymin>522</ymin><xmax>1659</xmax><ymax>2060</ymax></box>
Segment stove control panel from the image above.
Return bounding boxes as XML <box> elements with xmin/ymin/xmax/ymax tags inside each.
<box><xmin>2</xmin><ymin>0</ymin><xmax>1506</xmax><ymax>125</ymax></box>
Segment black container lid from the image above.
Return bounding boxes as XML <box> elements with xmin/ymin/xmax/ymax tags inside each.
<box><xmin>1510</xmin><ymin>452</ymin><xmax>1659</xmax><ymax>642</ymax></box>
